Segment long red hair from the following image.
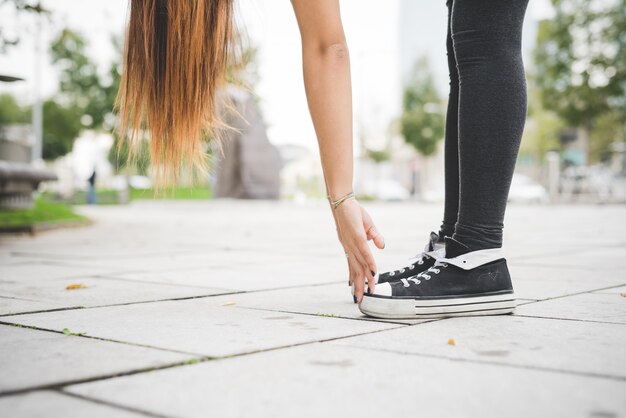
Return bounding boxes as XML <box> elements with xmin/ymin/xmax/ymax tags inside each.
<box><xmin>116</xmin><ymin>0</ymin><xmax>234</xmax><ymax>182</ymax></box>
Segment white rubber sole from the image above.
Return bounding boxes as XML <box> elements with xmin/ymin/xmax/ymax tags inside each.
<box><xmin>359</xmin><ymin>292</ymin><xmax>516</xmax><ymax>319</ymax></box>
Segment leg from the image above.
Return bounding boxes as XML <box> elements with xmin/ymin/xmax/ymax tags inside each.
<box><xmin>362</xmin><ymin>0</ymin><xmax>528</xmax><ymax>318</ymax></box>
<box><xmin>438</xmin><ymin>0</ymin><xmax>460</xmax><ymax>241</ymax></box>
<box><xmin>451</xmin><ymin>0</ymin><xmax>529</xmax><ymax>250</ymax></box>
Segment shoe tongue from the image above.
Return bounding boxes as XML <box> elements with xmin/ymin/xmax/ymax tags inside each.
<box><xmin>444</xmin><ymin>236</ymin><xmax>471</xmax><ymax>258</ymax></box>
<box><xmin>427</xmin><ymin>231</ymin><xmax>440</xmax><ymax>251</ymax></box>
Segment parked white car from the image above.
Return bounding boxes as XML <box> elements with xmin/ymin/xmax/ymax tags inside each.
<box><xmin>508</xmin><ymin>173</ymin><xmax>548</xmax><ymax>204</ymax></box>
<box><xmin>359</xmin><ymin>179</ymin><xmax>411</xmax><ymax>201</ymax></box>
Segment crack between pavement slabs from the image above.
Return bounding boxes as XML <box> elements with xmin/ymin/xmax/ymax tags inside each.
<box><xmin>55</xmin><ymin>389</ymin><xmax>172</xmax><ymax>418</ymax></box>
<box><xmin>515</xmin><ymin>282</ymin><xmax>626</xmax><ymax>306</ymax></box>
<box><xmin>235</xmin><ymin>305</ymin><xmax>427</xmax><ymax>326</ymax></box>
<box><xmin>512</xmin><ymin>313</ymin><xmax>626</xmax><ymax>326</ymax></box>
<box><xmin>2</xmin><ymin>284</ymin><xmax>623</xmax><ymax>397</ymax></box>
<box><xmin>0</xmin><ymin>356</ymin><xmax>213</xmax><ymax>399</ymax></box>
<box><xmin>0</xmin><ymin>321</ymin><xmax>206</xmax><ymax>357</ymax></box>
<box><xmin>0</xmin><ymin>281</ymin><xmax>344</xmax><ymax>318</ymax></box>
<box><xmin>339</xmin><ymin>344</ymin><xmax>626</xmax><ymax>382</ymax></box>
<box><xmin>0</xmin><ymin>321</ymin><xmax>411</xmax><ymax>399</ymax></box>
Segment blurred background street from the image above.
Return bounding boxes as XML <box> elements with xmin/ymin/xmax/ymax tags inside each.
<box><xmin>1</xmin><ymin>0</ymin><xmax>625</xmax><ymax>416</ymax></box>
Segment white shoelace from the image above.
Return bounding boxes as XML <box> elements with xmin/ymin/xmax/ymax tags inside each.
<box><xmin>388</xmin><ymin>255</ymin><xmax>426</xmax><ymax>277</ymax></box>
<box><xmin>400</xmin><ymin>260</ymin><xmax>449</xmax><ymax>287</ymax></box>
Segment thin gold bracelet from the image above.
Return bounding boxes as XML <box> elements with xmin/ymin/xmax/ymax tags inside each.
<box><xmin>328</xmin><ymin>191</ymin><xmax>355</xmax><ymax>209</ymax></box>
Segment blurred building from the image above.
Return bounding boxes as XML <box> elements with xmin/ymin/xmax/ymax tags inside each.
<box><xmin>214</xmin><ymin>87</ymin><xmax>281</xmax><ymax>199</ymax></box>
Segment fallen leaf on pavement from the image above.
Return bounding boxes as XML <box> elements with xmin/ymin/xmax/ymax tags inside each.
<box><xmin>65</xmin><ymin>284</ymin><xmax>88</xmax><ymax>290</ymax></box>
<box><xmin>448</xmin><ymin>338</ymin><xmax>456</xmax><ymax>346</ymax></box>
<box><xmin>621</xmin><ymin>293</ymin><xmax>626</xmax><ymax>297</ymax></box>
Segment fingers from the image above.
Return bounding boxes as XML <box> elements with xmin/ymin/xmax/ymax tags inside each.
<box><xmin>367</xmin><ymin>224</ymin><xmax>385</xmax><ymax>249</ymax></box>
<box><xmin>366</xmin><ymin>268</ymin><xmax>376</xmax><ymax>295</ymax></box>
<box><xmin>357</xmin><ymin>240</ymin><xmax>377</xmax><ymax>285</ymax></box>
<box><xmin>362</xmin><ymin>208</ymin><xmax>385</xmax><ymax>249</ymax></box>
<box><xmin>350</xmin><ymin>245</ymin><xmax>376</xmax><ymax>303</ymax></box>
<box><xmin>351</xmin><ymin>260</ymin><xmax>366</xmax><ymax>303</ymax></box>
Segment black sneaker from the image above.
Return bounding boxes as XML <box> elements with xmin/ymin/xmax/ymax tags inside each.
<box><xmin>359</xmin><ymin>237</ymin><xmax>516</xmax><ymax>319</ymax></box>
<box><xmin>377</xmin><ymin>231</ymin><xmax>444</xmax><ymax>284</ymax></box>
<box><xmin>350</xmin><ymin>232</ymin><xmax>444</xmax><ymax>301</ymax></box>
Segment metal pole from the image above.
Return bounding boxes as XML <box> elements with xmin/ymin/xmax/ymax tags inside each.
<box><xmin>31</xmin><ymin>14</ymin><xmax>43</xmax><ymax>164</ymax></box>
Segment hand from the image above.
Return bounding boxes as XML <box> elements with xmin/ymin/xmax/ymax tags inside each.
<box><xmin>331</xmin><ymin>198</ymin><xmax>385</xmax><ymax>303</ymax></box>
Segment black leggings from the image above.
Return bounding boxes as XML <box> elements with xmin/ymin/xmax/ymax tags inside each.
<box><xmin>438</xmin><ymin>0</ymin><xmax>529</xmax><ymax>250</ymax></box>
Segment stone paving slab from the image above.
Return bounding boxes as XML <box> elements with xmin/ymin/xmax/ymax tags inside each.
<box><xmin>1</xmin><ymin>263</ymin><xmax>104</xmax><ymax>282</ymax></box>
<box><xmin>332</xmin><ymin>315</ymin><xmax>626</xmax><ymax>379</ymax></box>
<box><xmin>0</xmin><ymin>325</ymin><xmax>194</xmax><ymax>393</ymax></box>
<box><xmin>6</xmin><ymin>247</ymin><xmax>317</xmax><ymax>273</ymax></box>
<box><xmin>0</xmin><ymin>297</ymin><xmax>61</xmax><ymax>316</ymax></box>
<box><xmin>108</xmin><ymin>257</ymin><xmax>346</xmax><ymax>291</ymax></box>
<box><xmin>513</xmin><ymin>246</ymin><xmax>626</xmax><ymax>272</ymax></box>
<box><xmin>1</xmin><ymin>298</ymin><xmax>400</xmax><ymax>357</ymax></box>
<box><xmin>64</xmin><ymin>342</ymin><xmax>626</xmax><ymax>418</ymax></box>
<box><xmin>516</xmin><ymin>292</ymin><xmax>626</xmax><ymax>324</ymax></box>
<box><xmin>0</xmin><ymin>275</ymin><xmax>230</xmax><ymax>316</ymax></box>
<box><xmin>507</xmin><ymin>263</ymin><xmax>626</xmax><ymax>300</ymax></box>
<box><xmin>0</xmin><ymin>391</ymin><xmax>144</xmax><ymax>418</ymax></box>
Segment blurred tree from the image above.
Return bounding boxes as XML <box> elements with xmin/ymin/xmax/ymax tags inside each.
<box><xmin>534</xmin><ymin>0</ymin><xmax>626</xmax><ymax>161</ymax></box>
<box><xmin>41</xmin><ymin>99</ymin><xmax>82</xmax><ymax>160</ymax></box>
<box><xmin>519</xmin><ymin>83</ymin><xmax>564</xmax><ymax>163</ymax></box>
<box><xmin>400</xmin><ymin>57</ymin><xmax>444</xmax><ymax>156</ymax></box>
<box><xmin>590</xmin><ymin>112</ymin><xmax>626</xmax><ymax>162</ymax></box>
<box><xmin>0</xmin><ymin>94</ymin><xmax>31</xmax><ymax>124</ymax></box>
<box><xmin>50</xmin><ymin>29</ymin><xmax>109</xmax><ymax>129</ymax></box>
<box><xmin>41</xmin><ymin>30</ymin><xmax>123</xmax><ymax>161</ymax></box>
<box><xmin>365</xmin><ymin>148</ymin><xmax>391</xmax><ymax>164</ymax></box>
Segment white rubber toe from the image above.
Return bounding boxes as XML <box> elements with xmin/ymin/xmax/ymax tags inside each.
<box><xmin>373</xmin><ymin>282</ymin><xmax>392</xmax><ymax>296</ymax></box>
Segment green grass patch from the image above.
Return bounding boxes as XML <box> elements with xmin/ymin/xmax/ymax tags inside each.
<box><xmin>0</xmin><ymin>198</ymin><xmax>86</xmax><ymax>229</ymax></box>
<box><xmin>130</xmin><ymin>186</ymin><xmax>212</xmax><ymax>200</ymax></box>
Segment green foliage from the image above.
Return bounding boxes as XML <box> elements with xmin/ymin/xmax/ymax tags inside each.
<box><xmin>400</xmin><ymin>58</ymin><xmax>444</xmax><ymax>156</ymax></box>
<box><xmin>36</xmin><ymin>30</ymin><xmax>123</xmax><ymax>161</ymax></box>
<box><xmin>590</xmin><ymin>111</ymin><xmax>625</xmax><ymax>162</ymax></box>
<box><xmin>520</xmin><ymin>84</ymin><xmax>564</xmax><ymax>162</ymax></box>
<box><xmin>534</xmin><ymin>0</ymin><xmax>626</xmax><ymax>129</ymax></box>
<box><xmin>42</xmin><ymin>99</ymin><xmax>82</xmax><ymax>160</ymax></box>
<box><xmin>366</xmin><ymin>148</ymin><xmax>391</xmax><ymax>164</ymax></box>
<box><xmin>50</xmin><ymin>29</ymin><xmax>119</xmax><ymax>130</ymax></box>
<box><xmin>0</xmin><ymin>94</ymin><xmax>31</xmax><ymax>124</ymax></box>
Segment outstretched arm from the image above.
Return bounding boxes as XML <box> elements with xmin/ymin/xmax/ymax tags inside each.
<box><xmin>291</xmin><ymin>0</ymin><xmax>384</xmax><ymax>302</ymax></box>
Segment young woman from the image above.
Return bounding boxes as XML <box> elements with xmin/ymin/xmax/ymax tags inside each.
<box><xmin>116</xmin><ymin>0</ymin><xmax>528</xmax><ymax>319</ymax></box>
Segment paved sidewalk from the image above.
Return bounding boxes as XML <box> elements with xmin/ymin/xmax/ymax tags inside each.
<box><xmin>1</xmin><ymin>200</ymin><xmax>625</xmax><ymax>417</ymax></box>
